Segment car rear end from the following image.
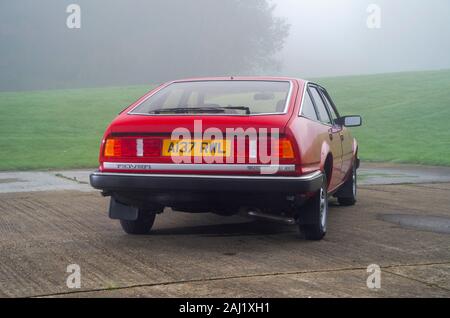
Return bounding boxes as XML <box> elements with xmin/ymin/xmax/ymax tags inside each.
<box><xmin>90</xmin><ymin>78</ymin><xmax>324</xmax><ymax>234</ymax></box>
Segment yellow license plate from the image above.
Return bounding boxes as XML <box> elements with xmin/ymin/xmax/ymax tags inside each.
<box><xmin>162</xmin><ymin>139</ymin><xmax>230</xmax><ymax>157</ymax></box>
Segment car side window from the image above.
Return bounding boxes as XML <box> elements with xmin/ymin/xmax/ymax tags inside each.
<box><xmin>309</xmin><ymin>86</ymin><xmax>332</xmax><ymax>124</ymax></box>
<box><xmin>319</xmin><ymin>88</ymin><xmax>339</xmax><ymax>123</ymax></box>
<box><xmin>300</xmin><ymin>90</ymin><xmax>319</xmax><ymax>121</ymax></box>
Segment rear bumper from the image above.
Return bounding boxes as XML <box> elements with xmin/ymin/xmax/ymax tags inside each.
<box><xmin>90</xmin><ymin>171</ymin><xmax>323</xmax><ymax>194</ymax></box>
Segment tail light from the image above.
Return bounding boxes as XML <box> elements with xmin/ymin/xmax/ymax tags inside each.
<box><xmin>103</xmin><ymin>135</ymin><xmax>297</xmax><ymax>163</ymax></box>
<box><xmin>278</xmin><ymin>138</ymin><xmax>295</xmax><ymax>159</ymax></box>
<box><xmin>104</xmin><ymin>138</ymin><xmax>121</xmax><ymax>157</ymax></box>
<box><xmin>103</xmin><ymin>136</ymin><xmax>162</xmax><ymax>158</ymax></box>
<box><xmin>232</xmin><ymin>136</ymin><xmax>296</xmax><ymax>163</ymax></box>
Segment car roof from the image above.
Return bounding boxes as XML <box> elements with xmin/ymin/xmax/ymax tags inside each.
<box><xmin>167</xmin><ymin>76</ymin><xmax>308</xmax><ymax>85</ymax></box>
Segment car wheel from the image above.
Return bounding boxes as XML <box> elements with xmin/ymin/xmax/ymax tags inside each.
<box><xmin>120</xmin><ymin>208</ymin><xmax>156</xmax><ymax>235</ymax></box>
<box><xmin>337</xmin><ymin>163</ymin><xmax>357</xmax><ymax>206</ymax></box>
<box><xmin>298</xmin><ymin>176</ymin><xmax>328</xmax><ymax>240</ymax></box>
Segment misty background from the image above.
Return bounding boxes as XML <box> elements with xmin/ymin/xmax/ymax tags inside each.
<box><xmin>0</xmin><ymin>0</ymin><xmax>449</xmax><ymax>91</ymax></box>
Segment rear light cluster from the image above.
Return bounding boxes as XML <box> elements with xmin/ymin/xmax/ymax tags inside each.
<box><xmin>104</xmin><ymin>137</ymin><xmax>161</xmax><ymax>158</ymax></box>
<box><xmin>103</xmin><ymin>136</ymin><xmax>296</xmax><ymax>161</ymax></box>
<box><xmin>235</xmin><ymin>138</ymin><xmax>294</xmax><ymax>160</ymax></box>
<box><xmin>279</xmin><ymin>139</ymin><xmax>295</xmax><ymax>159</ymax></box>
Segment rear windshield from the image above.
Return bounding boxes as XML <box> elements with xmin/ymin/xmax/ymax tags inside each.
<box><xmin>130</xmin><ymin>80</ymin><xmax>291</xmax><ymax>115</ymax></box>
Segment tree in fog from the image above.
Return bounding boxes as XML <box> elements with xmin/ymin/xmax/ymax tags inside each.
<box><xmin>0</xmin><ymin>0</ymin><xmax>289</xmax><ymax>90</ymax></box>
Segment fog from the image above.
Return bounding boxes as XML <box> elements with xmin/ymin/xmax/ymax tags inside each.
<box><xmin>0</xmin><ymin>0</ymin><xmax>449</xmax><ymax>91</ymax></box>
<box><xmin>274</xmin><ymin>0</ymin><xmax>450</xmax><ymax>77</ymax></box>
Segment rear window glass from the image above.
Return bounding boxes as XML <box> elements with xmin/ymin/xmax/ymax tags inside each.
<box><xmin>130</xmin><ymin>81</ymin><xmax>291</xmax><ymax>115</ymax></box>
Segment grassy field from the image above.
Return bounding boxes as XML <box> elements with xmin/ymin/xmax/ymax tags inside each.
<box><xmin>317</xmin><ymin>70</ymin><xmax>450</xmax><ymax>166</ymax></box>
<box><xmin>0</xmin><ymin>70</ymin><xmax>449</xmax><ymax>170</ymax></box>
<box><xmin>0</xmin><ymin>86</ymin><xmax>151</xmax><ymax>170</ymax></box>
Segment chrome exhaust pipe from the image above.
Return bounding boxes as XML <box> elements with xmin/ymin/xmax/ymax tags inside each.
<box><xmin>247</xmin><ymin>210</ymin><xmax>296</xmax><ymax>225</ymax></box>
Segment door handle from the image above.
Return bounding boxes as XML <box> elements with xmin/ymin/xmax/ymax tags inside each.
<box><xmin>340</xmin><ymin>134</ymin><xmax>344</xmax><ymax>141</ymax></box>
<box><xmin>328</xmin><ymin>129</ymin><xmax>333</xmax><ymax>140</ymax></box>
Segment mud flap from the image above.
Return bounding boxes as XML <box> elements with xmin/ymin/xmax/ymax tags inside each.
<box><xmin>296</xmin><ymin>200</ymin><xmax>318</xmax><ymax>225</ymax></box>
<box><xmin>335</xmin><ymin>182</ymin><xmax>353</xmax><ymax>198</ymax></box>
<box><xmin>109</xmin><ymin>197</ymin><xmax>139</xmax><ymax>221</ymax></box>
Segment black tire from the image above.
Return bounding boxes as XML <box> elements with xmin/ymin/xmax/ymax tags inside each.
<box><xmin>298</xmin><ymin>176</ymin><xmax>328</xmax><ymax>240</ymax></box>
<box><xmin>337</xmin><ymin>163</ymin><xmax>357</xmax><ymax>206</ymax></box>
<box><xmin>120</xmin><ymin>209</ymin><xmax>156</xmax><ymax>235</ymax></box>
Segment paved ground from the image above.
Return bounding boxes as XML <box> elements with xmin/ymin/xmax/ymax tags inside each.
<box><xmin>0</xmin><ymin>163</ymin><xmax>449</xmax><ymax>297</ymax></box>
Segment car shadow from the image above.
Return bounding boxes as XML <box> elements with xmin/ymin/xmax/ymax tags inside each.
<box><xmin>151</xmin><ymin>220</ymin><xmax>295</xmax><ymax>237</ymax></box>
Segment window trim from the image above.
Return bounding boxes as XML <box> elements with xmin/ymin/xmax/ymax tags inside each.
<box><xmin>306</xmin><ymin>84</ymin><xmax>333</xmax><ymax>126</ymax></box>
<box><xmin>318</xmin><ymin>86</ymin><xmax>341</xmax><ymax>121</ymax></box>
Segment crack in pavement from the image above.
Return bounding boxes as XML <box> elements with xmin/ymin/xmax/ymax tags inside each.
<box><xmin>54</xmin><ymin>173</ymin><xmax>89</xmax><ymax>185</ymax></box>
<box><xmin>30</xmin><ymin>261</ymin><xmax>450</xmax><ymax>298</ymax></box>
<box><xmin>383</xmin><ymin>269</ymin><xmax>450</xmax><ymax>293</ymax></box>
<box><xmin>406</xmin><ymin>183</ymin><xmax>450</xmax><ymax>191</ymax></box>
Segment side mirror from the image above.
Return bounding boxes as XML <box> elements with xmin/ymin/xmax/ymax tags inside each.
<box><xmin>335</xmin><ymin>115</ymin><xmax>362</xmax><ymax>127</ymax></box>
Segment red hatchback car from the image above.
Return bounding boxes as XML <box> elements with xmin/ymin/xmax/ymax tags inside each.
<box><xmin>90</xmin><ymin>77</ymin><xmax>361</xmax><ymax>240</ymax></box>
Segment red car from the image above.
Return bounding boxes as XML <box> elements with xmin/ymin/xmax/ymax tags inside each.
<box><xmin>90</xmin><ymin>77</ymin><xmax>361</xmax><ymax>240</ymax></box>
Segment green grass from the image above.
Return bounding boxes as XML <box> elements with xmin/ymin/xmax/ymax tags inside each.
<box><xmin>0</xmin><ymin>86</ymin><xmax>151</xmax><ymax>170</ymax></box>
<box><xmin>0</xmin><ymin>69</ymin><xmax>449</xmax><ymax>170</ymax></box>
<box><xmin>316</xmin><ymin>69</ymin><xmax>450</xmax><ymax>166</ymax></box>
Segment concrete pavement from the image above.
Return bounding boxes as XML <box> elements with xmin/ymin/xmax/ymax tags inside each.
<box><xmin>0</xmin><ymin>180</ymin><xmax>448</xmax><ymax>297</ymax></box>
